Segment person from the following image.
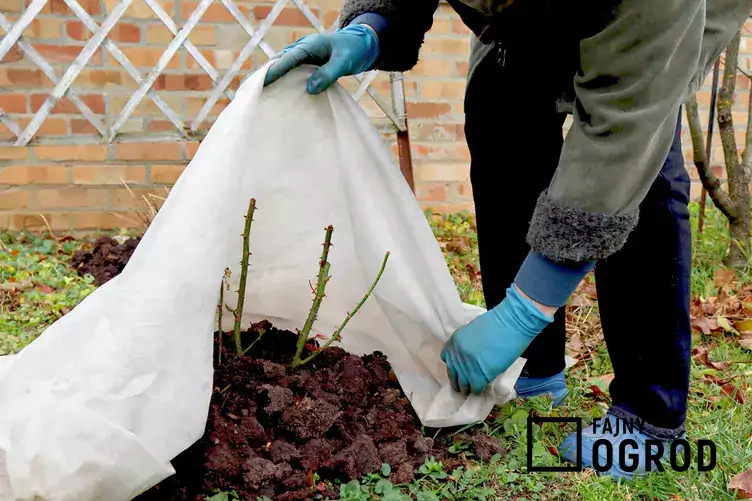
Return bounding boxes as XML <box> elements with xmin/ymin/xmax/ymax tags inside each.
<box><xmin>262</xmin><ymin>0</ymin><xmax>752</xmax><ymax>478</ymax></box>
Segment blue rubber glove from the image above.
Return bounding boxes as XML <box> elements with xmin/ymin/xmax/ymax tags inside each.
<box><xmin>440</xmin><ymin>285</ymin><xmax>554</xmax><ymax>396</ymax></box>
<box><xmin>263</xmin><ymin>24</ymin><xmax>379</xmax><ymax>94</ymax></box>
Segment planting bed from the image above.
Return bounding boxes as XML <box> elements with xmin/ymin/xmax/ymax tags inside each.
<box><xmin>69</xmin><ymin>235</ymin><xmax>504</xmax><ymax>500</ymax></box>
<box><xmin>135</xmin><ymin>322</ymin><xmax>504</xmax><ymax>500</ymax></box>
<box><xmin>70</xmin><ymin>236</ymin><xmax>141</xmax><ymax>285</ymax></box>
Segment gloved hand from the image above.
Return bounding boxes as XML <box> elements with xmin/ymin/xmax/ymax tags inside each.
<box><xmin>263</xmin><ymin>24</ymin><xmax>379</xmax><ymax>94</ymax></box>
<box><xmin>441</xmin><ymin>284</ymin><xmax>554</xmax><ymax>396</ymax></box>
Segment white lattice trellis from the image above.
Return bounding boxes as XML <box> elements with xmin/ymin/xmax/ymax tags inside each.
<box><xmin>0</xmin><ymin>0</ymin><xmax>410</xmax><ymax>145</ymax></box>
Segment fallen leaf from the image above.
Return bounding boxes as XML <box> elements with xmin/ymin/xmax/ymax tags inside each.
<box><xmin>692</xmin><ymin>316</ymin><xmax>719</xmax><ymax>335</ymax></box>
<box><xmin>466</xmin><ymin>262</ymin><xmax>481</xmax><ymax>280</ymax></box>
<box><xmin>737</xmin><ymin>320</ymin><xmax>752</xmax><ymax>332</ymax></box>
<box><xmin>567</xmin><ymin>332</ymin><xmax>584</xmax><ymax>354</ymax></box>
<box><xmin>692</xmin><ymin>346</ymin><xmax>732</xmax><ymax>370</ymax></box>
<box><xmin>728</xmin><ymin>468</ymin><xmax>752</xmax><ymax>499</ymax></box>
<box><xmin>740</xmin><ymin>333</ymin><xmax>752</xmax><ymax>350</ymax></box>
<box><xmin>580</xmin><ymin>283</ymin><xmax>598</xmax><ymax>298</ymax></box>
<box><xmin>721</xmin><ymin>382</ymin><xmax>746</xmax><ymax>405</ymax></box>
<box><xmin>716</xmin><ymin>268</ymin><xmax>737</xmax><ymax>289</ymax></box>
<box><xmin>586</xmin><ymin>384</ymin><xmax>610</xmax><ymax>402</ymax></box>
<box><xmin>718</xmin><ymin>316</ymin><xmax>740</xmax><ymax>335</ymax></box>
<box><xmin>34</xmin><ymin>283</ymin><xmax>54</xmax><ymax>294</ymax></box>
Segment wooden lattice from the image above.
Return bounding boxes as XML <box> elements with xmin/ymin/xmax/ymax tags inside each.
<box><xmin>0</xmin><ymin>0</ymin><xmax>409</xmax><ymax>146</ymax></box>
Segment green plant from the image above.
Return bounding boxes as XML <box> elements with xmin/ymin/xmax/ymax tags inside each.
<box><xmin>215</xmin><ymin>200</ymin><xmax>390</xmax><ymax>369</ymax></box>
<box><xmin>228</xmin><ymin>198</ymin><xmax>257</xmax><ymax>355</ymax></box>
<box><xmin>417</xmin><ymin>457</ymin><xmax>447</xmax><ymax>480</ymax></box>
<box><xmin>205</xmin><ymin>490</ymin><xmax>240</xmax><ymax>501</ymax></box>
<box><xmin>291</xmin><ymin>224</ymin><xmax>390</xmax><ymax>369</ymax></box>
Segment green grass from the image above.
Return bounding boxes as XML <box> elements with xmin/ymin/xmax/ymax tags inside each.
<box><xmin>0</xmin><ymin>230</ymin><xmax>96</xmax><ymax>356</ymax></box>
<box><xmin>409</xmin><ymin>202</ymin><xmax>752</xmax><ymax>501</ymax></box>
<box><xmin>1</xmin><ymin>203</ymin><xmax>751</xmax><ymax>500</ymax></box>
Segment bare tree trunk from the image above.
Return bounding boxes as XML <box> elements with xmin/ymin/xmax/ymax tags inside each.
<box><xmin>686</xmin><ymin>31</ymin><xmax>750</xmax><ymax>269</ymax></box>
<box><xmin>717</xmin><ymin>32</ymin><xmax>751</xmax><ymax>269</ymax></box>
<box><xmin>686</xmin><ymin>96</ymin><xmax>737</xmax><ymax>220</ymax></box>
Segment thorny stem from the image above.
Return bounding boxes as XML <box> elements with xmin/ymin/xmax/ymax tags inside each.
<box><xmin>243</xmin><ymin>326</ymin><xmax>267</xmax><ymax>355</ymax></box>
<box><xmin>233</xmin><ymin>198</ymin><xmax>257</xmax><ymax>355</ymax></box>
<box><xmin>217</xmin><ymin>268</ymin><xmax>230</xmax><ymax>366</ymax></box>
<box><xmin>292</xmin><ymin>225</ymin><xmax>334</xmax><ymax>368</ymax></box>
<box><xmin>297</xmin><ymin>251</ymin><xmax>390</xmax><ymax>367</ymax></box>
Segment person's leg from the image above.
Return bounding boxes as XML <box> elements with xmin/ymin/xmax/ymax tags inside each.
<box><xmin>595</xmin><ymin>110</ymin><xmax>691</xmax><ymax>434</ymax></box>
<box><xmin>464</xmin><ymin>41</ymin><xmax>569</xmax><ymax>386</ymax></box>
<box><xmin>558</xmin><ymin>111</ymin><xmax>691</xmax><ymax>477</ymax></box>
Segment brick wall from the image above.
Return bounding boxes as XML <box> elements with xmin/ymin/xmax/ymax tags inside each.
<box><xmin>0</xmin><ymin>0</ymin><xmax>750</xmax><ymax>231</ymax></box>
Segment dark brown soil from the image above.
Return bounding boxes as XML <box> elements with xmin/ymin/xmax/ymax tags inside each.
<box><xmin>135</xmin><ymin>320</ymin><xmax>503</xmax><ymax>500</ymax></box>
<box><xmin>70</xmin><ymin>236</ymin><xmax>141</xmax><ymax>285</ymax></box>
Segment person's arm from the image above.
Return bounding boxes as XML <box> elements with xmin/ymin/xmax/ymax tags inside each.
<box><xmin>263</xmin><ymin>0</ymin><xmax>438</xmax><ymax>92</ymax></box>
<box><xmin>688</xmin><ymin>0</ymin><xmax>752</xmax><ymax>98</ymax></box>
<box><xmin>515</xmin><ymin>0</ymin><xmax>752</xmax><ymax>310</ymax></box>
<box><xmin>340</xmin><ymin>0</ymin><xmax>440</xmax><ymax>71</ymax></box>
<box><xmin>524</xmin><ymin>0</ymin><xmax>706</xmax><ymax>270</ymax></box>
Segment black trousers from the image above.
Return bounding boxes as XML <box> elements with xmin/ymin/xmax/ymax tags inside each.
<box><xmin>464</xmin><ymin>45</ymin><xmax>692</xmax><ymax>432</ymax></box>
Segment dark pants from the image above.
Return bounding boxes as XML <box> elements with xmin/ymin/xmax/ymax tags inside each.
<box><xmin>464</xmin><ymin>45</ymin><xmax>692</xmax><ymax>432</ymax></box>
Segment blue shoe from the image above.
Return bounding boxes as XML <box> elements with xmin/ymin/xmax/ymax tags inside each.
<box><xmin>514</xmin><ymin>370</ymin><xmax>568</xmax><ymax>407</ymax></box>
<box><xmin>557</xmin><ymin>411</ymin><xmax>685</xmax><ymax>479</ymax></box>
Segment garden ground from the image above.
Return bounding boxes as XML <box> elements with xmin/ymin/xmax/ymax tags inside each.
<box><xmin>1</xmin><ymin>202</ymin><xmax>751</xmax><ymax>500</ymax></box>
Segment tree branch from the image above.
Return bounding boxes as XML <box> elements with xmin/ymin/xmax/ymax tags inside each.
<box><xmin>742</xmin><ymin>81</ymin><xmax>752</xmax><ymax>184</ymax></box>
<box><xmin>685</xmin><ymin>95</ymin><xmax>738</xmax><ymax>220</ymax></box>
<box><xmin>718</xmin><ymin>32</ymin><xmax>743</xmax><ymax>204</ymax></box>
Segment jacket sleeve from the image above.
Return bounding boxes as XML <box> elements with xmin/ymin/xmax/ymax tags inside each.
<box><xmin>525</xmin><ymin>0</ymin><xmax>710</xmax><ymax>263</ymax></box>
<box><xmin>688</xmin><ymin>0</ymin><xmax>752</xmax><ymax>98</ymax></box>
<box><xmin>339</xmin><ymin>0</ymin><xmax>439</xmax><ymax>71</ymax></box>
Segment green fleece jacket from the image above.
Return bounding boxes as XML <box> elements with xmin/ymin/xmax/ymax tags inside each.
<box><xmin>340</xmin><ymin>0</ymin><xmax>752</xmax><ymax>263</ymax></box>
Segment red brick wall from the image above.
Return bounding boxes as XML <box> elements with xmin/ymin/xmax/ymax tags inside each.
<box><xmin>0</xmin><ymin>0</ymin><xmax>749</xmax><ymax>231</ymax></box>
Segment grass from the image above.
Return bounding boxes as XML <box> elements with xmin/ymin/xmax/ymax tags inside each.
<box><xmin>0</xmin><ymin>230</ymin><xmax>96</xmax><ymax>356</ymax></box>
<box><xmin>414</xmin><ymin>202</ymin><xmax>752</xmax><ymax>501</ymax></box>
<box><xmin>0</xmin><ymin>202</ymin><xmax>750</xmax><ymax>500</ymax></box>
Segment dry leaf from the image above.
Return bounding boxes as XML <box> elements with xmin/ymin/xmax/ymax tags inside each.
<box><xmin>580</xmin><ymin>283</ymin><xmax>598</xmax><ymax>298</ymax></box>
<box><xmin>716</xmin><ymin>268</ymin><xmax>737</xmax><ymax>289</ymax></box>
<box><xmin>586</xmin><ymin>384</ymin><xmax>610</xmax><ymax>402</ymax></box>
<box><xmin>728</xmin><ymin>468</ymin><xmax>752</xmax><ymax>499</ymax></box>
<box><xmin>692</xmin><ymin>346</ymin><xmax>731</xmax><ymax>370</ymax></box>
<box><xmin>718</xmin><ymin>316</ymin><xmax>740</xmax><ymax>335</ymax></box>
<box><xmin>567</xmin><ymin>332</ymin><xmax>584</xmax><ymax>354</ymax></box>
<box><xmin>721</xmin><ymin>382</ymin><xmax>746</xmax><ymax>405</ymax></box>
<box><xmin>737</xmin><ymin>320</ymin><xmax>752</xmax><ymax>332</ymax></box>
<box><xmin>692</xmin><ymin>316</ymin><xmax>719</xmax><ymax>335</ymax></box>
<box><xmin>34</xmin><ymin>283</ymin><xmax>54</xmax><ymax>294</ymax></box>
<box><xmin>740</xmin><ymin>333</ymin><xmax>752</xmax><ymax>350</ymax></box>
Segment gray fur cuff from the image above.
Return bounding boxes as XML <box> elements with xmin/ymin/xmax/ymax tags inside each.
<box><xmin>526</xmin><ymin>190</ymin><xmax>639</xmax><ymax>262</ymax></box>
